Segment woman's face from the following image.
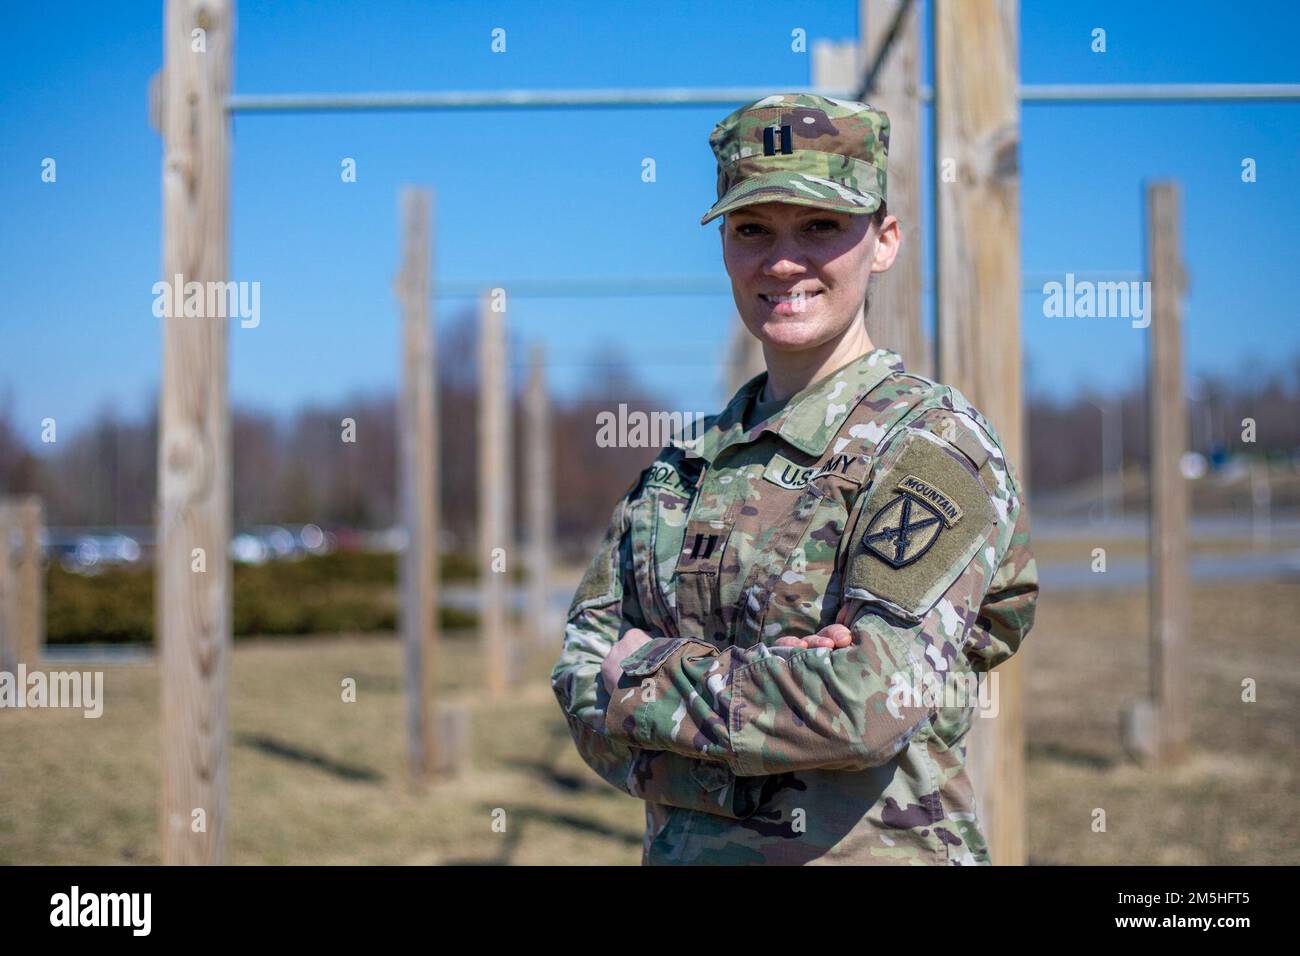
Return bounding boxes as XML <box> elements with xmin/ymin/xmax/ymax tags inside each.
<box><xmin>721</xmin><ymin>201</ymin><xmax>898</xmax><ymax>353</ymax></box>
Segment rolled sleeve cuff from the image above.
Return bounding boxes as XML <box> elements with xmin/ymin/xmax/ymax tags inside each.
<box><xmin>605</xmin><ymin>637</ymin><xmax>727</xmax><ymax>752</ymax></box>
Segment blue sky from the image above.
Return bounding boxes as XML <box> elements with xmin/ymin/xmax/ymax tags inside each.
<box><xmin>2</xmin><ymin>0</ymin><xmax>1298</xmax><ymax>440</ymax></box>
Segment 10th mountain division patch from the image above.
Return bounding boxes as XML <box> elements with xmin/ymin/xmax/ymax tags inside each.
<box><xmin>844</xmin><ymin>432</ymin><xmax>997</xmax><ymax>621</ymax></box>
<box><xmin>861</xmin><ymin>473</ymin><xmax>965</xmax><ymax>569</ymax></box>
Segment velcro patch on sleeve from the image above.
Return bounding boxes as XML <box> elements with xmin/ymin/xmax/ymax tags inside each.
<box><xmin>845</xmin><ymin>431</ymin><xmax>996</xmax><ymax>620</ymax></box>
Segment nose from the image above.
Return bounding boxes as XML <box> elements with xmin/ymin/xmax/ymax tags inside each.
<box><xmin>763</xmin><ymin>234</ymin><xmax>807</xmax><ymax>279</ymax></box>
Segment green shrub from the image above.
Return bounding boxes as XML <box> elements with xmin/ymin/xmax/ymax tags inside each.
<box><xmin>45</xmin><ymin>553</ymin><xmax>479</xmax><ymax>644</ymax></box>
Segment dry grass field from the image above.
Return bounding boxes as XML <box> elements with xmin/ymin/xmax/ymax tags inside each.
<box><xmin>2</xmin><ymin>570</ymin><xmax>1297</xmax><ymax>865</ymax></box>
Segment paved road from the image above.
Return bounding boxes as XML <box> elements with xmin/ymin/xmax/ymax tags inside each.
<box><xmin>1037</xmin><ymin>548</ymin><xmax>1300</xmax><ymax>591</ymax></box>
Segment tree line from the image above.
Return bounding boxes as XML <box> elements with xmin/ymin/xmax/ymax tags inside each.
<box><xmin>2</xmin><ymin>326</ymin><xmax>1297</xmax><ymax>554</ymax></box>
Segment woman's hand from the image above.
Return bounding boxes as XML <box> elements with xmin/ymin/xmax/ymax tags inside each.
<box><xmin>601</xmin><ymin>627</ymin><xmax>654</xmax><ymax>695</ymax></box>
<box><xmin>773</xmin><ymin>623</ymin><xmax>853</xmax><ymax>650</ymax></box>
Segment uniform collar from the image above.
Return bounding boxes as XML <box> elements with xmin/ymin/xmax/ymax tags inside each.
<box><xmin>671</xmin><ymin>347</ymin><xmax>905</xmax><ymax>462</ymax></box>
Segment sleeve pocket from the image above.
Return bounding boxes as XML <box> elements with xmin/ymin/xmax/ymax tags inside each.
<box><xmin>565</xmin><ymin>501</ymin><xmax>625</xmax><ymax>622</ymax></box>
<box><xmin>621</xmin><ymin>638</ymin><xmax>719</xmax><ymax>677</ymax></box>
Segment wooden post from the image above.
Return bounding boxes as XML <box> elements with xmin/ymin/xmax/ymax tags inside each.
<box><xmin>14</xmin><ymin>497</ymin><xmax>43</xmax><ymax>667</ymax></box>
<box><xmin>524</xmin><ymin>344</ymin><xmax>553</xmax><ymax>647</ymax></box>
<box><xmin>397</xmin><ymin>187</ymin><xmax>439</xmax><ymax>782</ymax></box>
<box><xmin>860</xmin><ymin>0</ymin><xmax>928</xmax><ymax>375</ymax></box>
<box><xmin>479</xmin><ymin>291</ymin><xmax>511</xmax><ymax>696</ymax></box>
<box><xmin>1251</xmin><ymin>460</ymin><xmax>1271</xmax><ymax>549</ymax></box>
<box><xmin>812</xmin><ymin>38</ymin><xmax>857</xmax><ymax>95</ymax></box>
<box><xmin>933</xmin><ymin>0</ymin><xmax>1025</xmax><ymax>865</ymax></box>
<box><xmin>0</xmin><ymin>503</ymin><xmax>11</xmax><ymax>675</ymax></box>
<box><xmin>1145</xmin><ymin>181</ymin><xmax>1190</xmax><ymax>764</ymax></box>
<box><xmin>158</xmin><ymin>0</ymin><xmax>232</xmax><ymax>865</ymax></box>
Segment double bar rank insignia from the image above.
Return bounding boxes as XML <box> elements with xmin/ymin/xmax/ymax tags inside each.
<box><xmin>861</xmin><ymin>474</ymin><xmax>964</xmax><ymax>569</ymax></box>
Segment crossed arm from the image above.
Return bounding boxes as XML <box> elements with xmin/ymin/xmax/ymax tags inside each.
<box><xmin>597</xmin><ymin>595</ymin><xmax>952</xmax><ymax>777</ymax></box>
<box><xmin>554</xmin><ymin>466</ymin><xmax>1037</xmax><ymax>796</ymax></box>
<box><xmin>550</xmin><ymin>501</ymin><xmax>762</xmax><ymax>819</ymax></box>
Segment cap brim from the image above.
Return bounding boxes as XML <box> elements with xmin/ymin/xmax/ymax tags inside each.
<box><xmin>700</xmin><ymin>172</ymin><xmax>882</xmax><ymax>225</ymax></box>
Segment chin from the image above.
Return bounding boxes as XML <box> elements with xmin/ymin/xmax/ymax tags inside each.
<box><xmin>747</xmin><ymin>316</ymin><xmax>840</xmax><ymax>353</ymax></box>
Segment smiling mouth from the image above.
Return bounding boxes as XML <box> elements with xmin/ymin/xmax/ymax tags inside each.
<box><xmin>759</xmin><ymin>291</ymin><xmax>822</xmax><ymax>304</ymax></box>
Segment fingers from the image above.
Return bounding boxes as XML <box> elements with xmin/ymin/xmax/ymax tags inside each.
<box><xmin>835</xmin><ymin>599</ymin><xmax>863</xmax><ymax>628</ymax></box>
<box><xmin>819</xmin><ymin>623</ymin><xmax>854</xmax><ymax>648</ymax></box>
<box><xmin>774</xmin><ymin>626</ymin><xmax>853</xmax><ymax>650</ymax></box>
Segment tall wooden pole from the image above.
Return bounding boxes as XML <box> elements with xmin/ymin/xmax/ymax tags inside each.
<box><xmin>934</xmin><ymin>0</ymin><xmax>1025</xmax><ymax>865</ymax></box>
<box><xmin>0</xmin><ymin>496</ymin><xmax>43</xmax><ymax>672</ymax></box>
<box><xmin>13</xmin><ymin>497</ymin><xmax>42</xmax><ymax>666</ymax></box>
<box><xmin>524</xmin><ymin>344</ymin><xmax>553</xmax><ymax>648</ymax></box>
<box><xmin>158</xmin><ymin>0</ymin><xmax>232</xmax><ymax>865</ymax></box>
<box><xmin>479</xmin><ymin>292</ymin><xmax>511</xmax><ymax>696</ymax></box>
<box><xmin>0</xmin><ymin>503</ymin><xmax>11</xmax><ymax>675</ymax></box>
<box><xmin>860</xmin><ymin>0</ymin><xmax>928</xmax><ymax>375</ymax></box>
<box><xmin>397</xmin><ymin>187</ymin><xmax>439</xmax><ymax>782</ymax></box>
<box><xmin>1146</xmin><ymin>181</ymin><xmax>1190</xmax><ymax>764</ymax></box>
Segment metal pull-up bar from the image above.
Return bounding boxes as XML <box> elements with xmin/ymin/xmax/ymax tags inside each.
<box><xmin>224</xmin><ymin>82</ymin><xmax>1300</xmax><ymax>114</ymax></box>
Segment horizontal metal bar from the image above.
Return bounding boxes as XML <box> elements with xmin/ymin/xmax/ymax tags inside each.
<box><xmin>226</xmin><ymin>83</ymin><xmax>1300</xmax><ymax>114</ymax></box>
<box><xmin>1016</xmin><ymin>82</ymin><xmax>1300</xmax><ymax>104</ymax></box>
<box><xmin>1023</xmin><ymin>271</ymin><xmax>1145</xmax><ymax>284</ymax></box>
<box><xmin>436</xmin><ymin>277</ymin><xmax>729</xmax><ymax>299</ymax></box>
<box><xmin>433</xmin><ymin>272</ymin><xmax>1144</xmax><ymax>300</ymax></box>
<box><xmin>226</xmin><ymin>87</ymin><xmax>800</xmax><ymax>114</ymax></box>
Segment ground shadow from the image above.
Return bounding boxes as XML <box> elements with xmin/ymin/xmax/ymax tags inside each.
<box><xmin>236</xmin><ymin>732</ymin><xmax>384</xmax><ymax>783</ymax></box>
<box><xmin>440</xmin><ymin>804</ymin><xmax>642</xmax><ymax>866</ymax></box>
<box><xmin>1026</xmin><ymin>739</ymin><xmax>1117</xmax><ymax>771</ymax></box>
<box><xmin>505</xmin><ymin>805</ymin><xmax>642</xmax><ymax>847</ymax></box>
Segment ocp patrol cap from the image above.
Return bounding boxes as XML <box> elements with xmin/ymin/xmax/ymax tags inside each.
<box><xmin>700</xmin><ymin>92</ymin><xmax>889</xmax><ymax>225</ymax></box>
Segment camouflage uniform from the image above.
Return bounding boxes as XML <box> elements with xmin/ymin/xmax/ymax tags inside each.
<box><xmin>550</xmin><ymin>95</ymin><xmax>1038</xmax><ymax>864</ymax></box>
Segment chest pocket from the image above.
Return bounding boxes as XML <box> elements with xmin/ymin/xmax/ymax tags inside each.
<box><xmin>731</xmin><ymin>453</ymin><xmax>871</xmax><ymax>647</ymax></box>
<box><xmin>672</xmin><ymin>514</ymin><xmax>736</xmax><ymax>646</ymax></box>
<box><xmin>628</xmin><ymin>460</ymin><xmax>697</xmax><ymax>638</ymax></box>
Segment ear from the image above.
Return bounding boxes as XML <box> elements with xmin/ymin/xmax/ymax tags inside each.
<box><xmin>870</xmin><ymin>214</ymin><xmax>901</xmax><ymax>274</ymax></box>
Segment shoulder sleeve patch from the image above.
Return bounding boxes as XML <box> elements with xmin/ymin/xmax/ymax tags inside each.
<box><xmin>845</xmin><ymin>430</ymin><xmax>997</xmax><ymax>621</ymax></box>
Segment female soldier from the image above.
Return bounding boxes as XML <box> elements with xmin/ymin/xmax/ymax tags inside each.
<box><xmin>551</xmin><ymin>93</ymin><xmax>1038</xmax><ymax>865</ymax></box>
